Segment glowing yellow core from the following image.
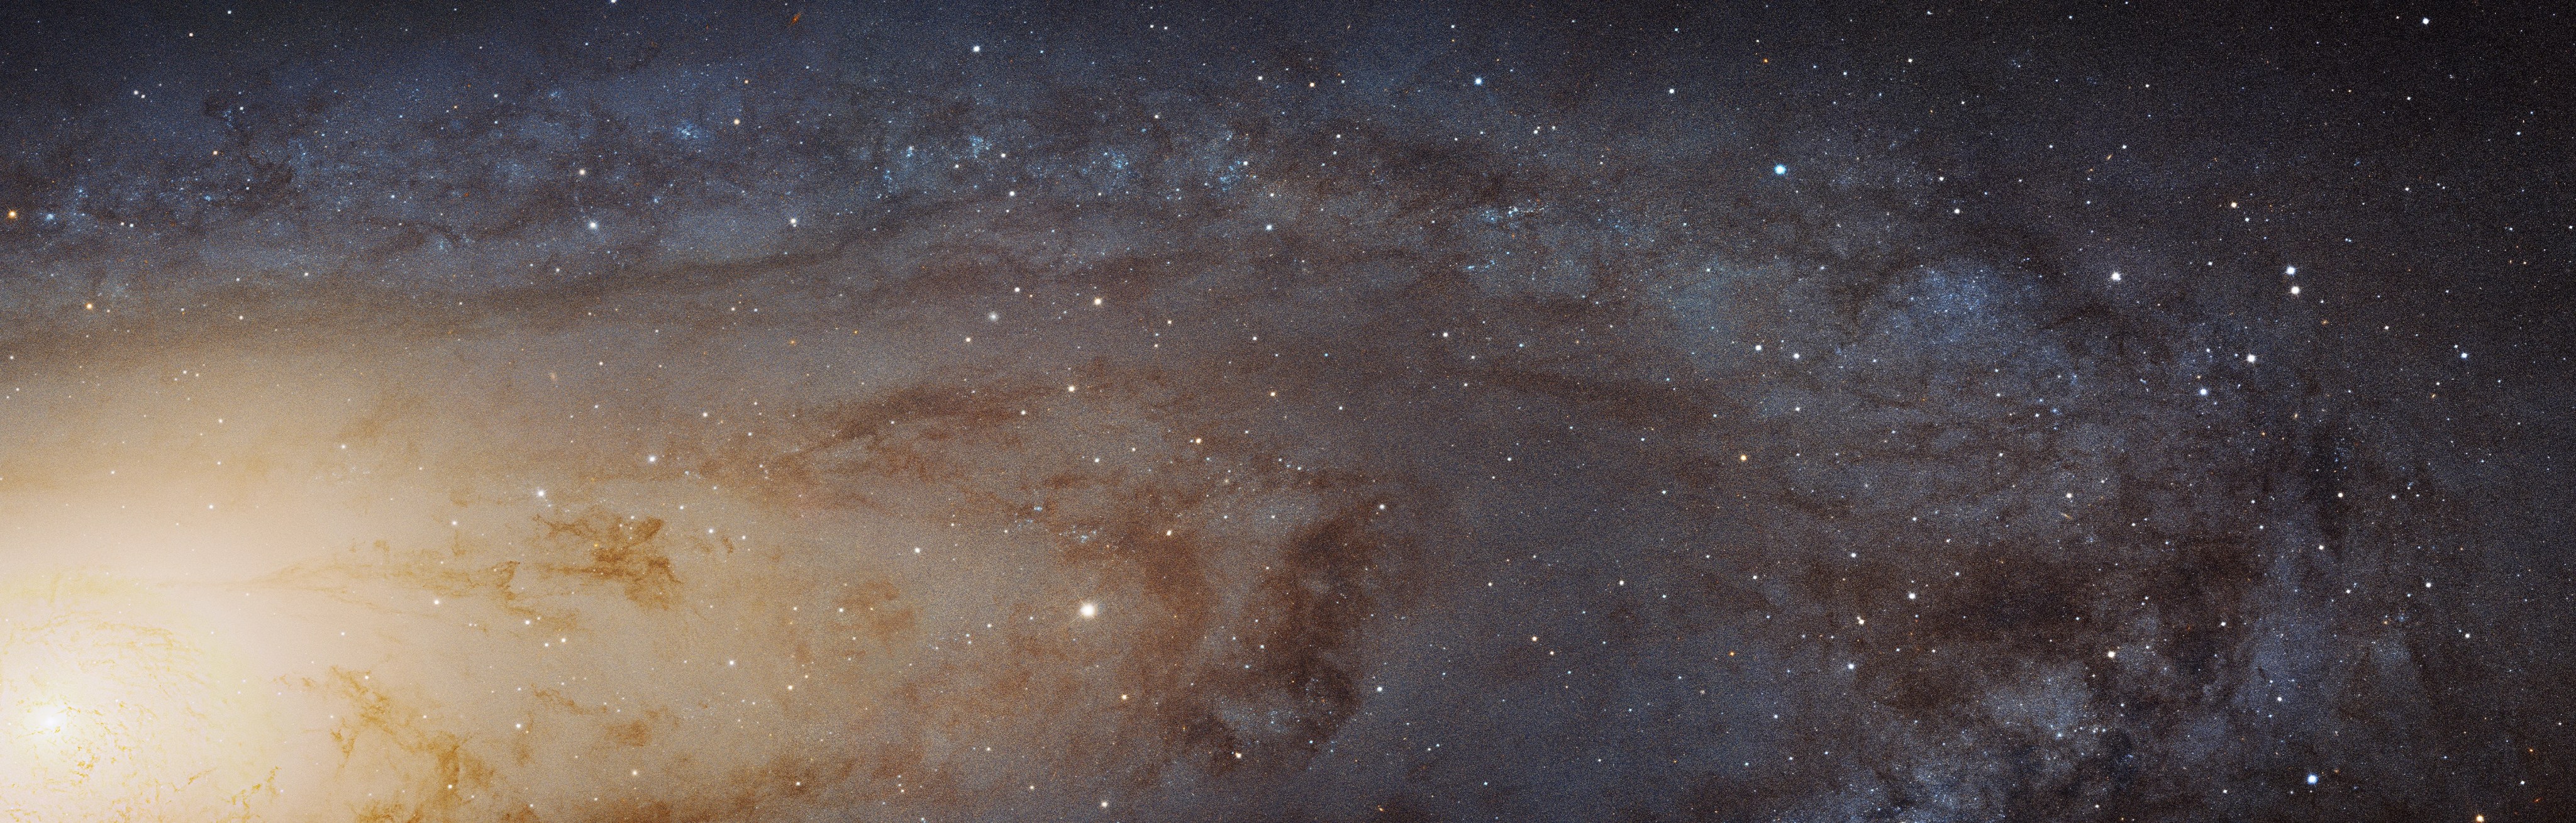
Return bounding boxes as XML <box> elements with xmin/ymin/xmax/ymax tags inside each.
<box><xmin>0</xmin><ymin>572</ymin><xmax>278</xmax><ymax>820</ymax></box>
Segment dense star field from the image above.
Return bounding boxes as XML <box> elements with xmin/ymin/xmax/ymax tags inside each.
<box><xmin>0</xmin><ymin>1</ymin><xmax>2570</xmax><ymax>820</ymax></box>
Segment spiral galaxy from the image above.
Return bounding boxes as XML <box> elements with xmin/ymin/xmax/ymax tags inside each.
<box><xmin>0</xmin><ymin>1</ymin><xmax>2567</xmax><ymax>820</ymax></box>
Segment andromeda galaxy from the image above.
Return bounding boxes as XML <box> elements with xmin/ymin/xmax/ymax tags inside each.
<box><xmin>0</xmin><ymin>1</ymin><xmax>2568</xmax><ymax>820</ymax></box>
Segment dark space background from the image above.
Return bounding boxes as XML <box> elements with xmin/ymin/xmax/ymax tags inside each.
<box><xmin>0</xmin><ymin>1</ymin><xmax>2568</xmax><ymax>820</ymax></box>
